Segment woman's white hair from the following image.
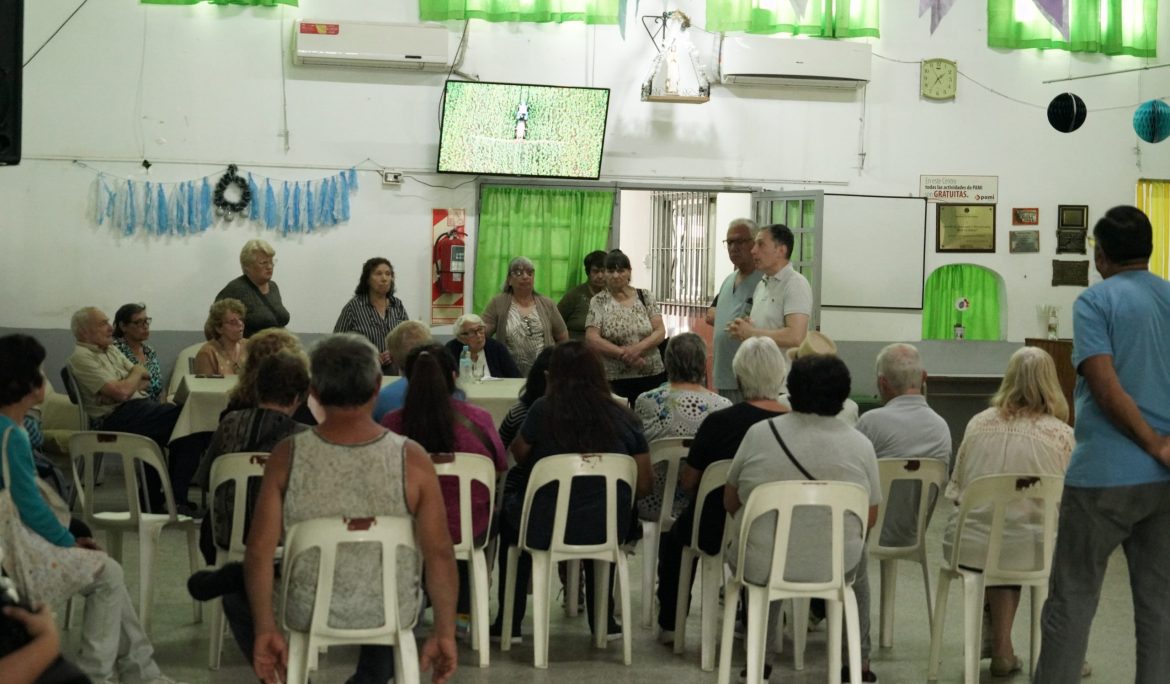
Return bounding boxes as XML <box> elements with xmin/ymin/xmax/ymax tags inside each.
<box><xmin>239</xmin><ymin>239</ymin><xmax>275</xmax><ymax>269</ymax></box>
<box><xmin>733</xmin><ymin>336</ymin><xmax>788</xmax><ymax>400</ymax></box>
<box><xmin>453</xmin><ymin>313</ymin><xmax>485</xmax><ymax>331</ymax></box>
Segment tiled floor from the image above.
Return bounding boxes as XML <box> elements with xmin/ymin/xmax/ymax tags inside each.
<box><xmin>57</xmin><ymin>467</ymin><xmax>1137</xmax><ymax>683</ymax></box>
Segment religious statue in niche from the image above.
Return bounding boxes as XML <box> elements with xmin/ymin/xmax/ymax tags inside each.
<box><xmin>640</xmin><ymin>10</ymin><xmax>711</xmax><ymax>103</ymax></box>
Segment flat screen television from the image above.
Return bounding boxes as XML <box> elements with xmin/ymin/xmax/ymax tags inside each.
<box><xmin>437</xmin><ymin>80</ymin><xmax>610</xmax><ymax>180</ymax></box>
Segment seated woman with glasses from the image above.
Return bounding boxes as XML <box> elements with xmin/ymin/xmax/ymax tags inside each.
<box><xmin>444</xmin><ymin>313</ymin><xmax>521</xmax><ymax>380</ymax></box>
<box><xmin>193</xmin><ymin>298</ymin><xmax>249</xmax><ymax>376</ymax></box>
<box><xmin>480</xmin><ymin>256</ymin><xmax>568</xmax><ymax>376</ymax></box>
<box><xmin>111</xmin><ymin>303</ymin><xmax>163</xmax><ymax>403</ymax></box>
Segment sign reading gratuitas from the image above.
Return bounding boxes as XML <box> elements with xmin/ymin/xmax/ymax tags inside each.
<box><xmin>919</xmin><ymin>175</ymin><xmax>998</xmax><ymax>204</ymax></box>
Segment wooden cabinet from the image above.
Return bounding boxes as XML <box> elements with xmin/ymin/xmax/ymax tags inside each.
<box><xmin>1025</xmin><ymin>338</ymin><xmax>1075</xmax><ymax>426</ymax></box>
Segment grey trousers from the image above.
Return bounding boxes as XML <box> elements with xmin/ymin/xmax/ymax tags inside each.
<box><xmin>1035</xmin><ymin>481</ymin><xmax>1170</xmax><ymax>683</ymax></box>
<box><xmin>73</xmin><ymin>555</ymin><xmax>162</xmax><ymax>684</ymax></box>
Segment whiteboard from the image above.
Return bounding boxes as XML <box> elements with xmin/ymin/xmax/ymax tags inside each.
<box><xmin>821</xmin><ymin>194</ymin><xmax>927</xmax><ymax>310</ymax></box>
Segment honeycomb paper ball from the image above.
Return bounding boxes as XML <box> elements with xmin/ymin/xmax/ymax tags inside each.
<box><xmin>1133</xmin><ymin>100</ymin><xmax>1170</xmax><ymax>143</ymax></box>
<box><xmin>1047</xmin><ymin>93</ymin><xmax>1087</xmax><ymax>133</ymax></box>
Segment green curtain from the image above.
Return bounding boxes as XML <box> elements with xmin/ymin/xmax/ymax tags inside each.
<box><xmin>473</xmin><ymin>186</ymin><xmax>614</xmax><ymax>312</ymax></box>
<box><xmin>988</xmin><ymin>0</ymin><xmax>1158</xmax><ymax>57</ymax></box>
<box><xmin>921</xmin><ymin>264</ymin><xmax>1002</xmax><ymax>341</ymax></box>
<box><xmin>705</xmin><ymin>0</ymin><xmax>880</xmax><ymax>37</ymax></box>
<box><xmin>420</xmin><ymin>0</ymin><xmax>619</xmax><ymax>24</ymax></box>
<box><xmin>141</xmin><ymin>0</ymin><xmax>296</xmax><ymax>5</ymax></box>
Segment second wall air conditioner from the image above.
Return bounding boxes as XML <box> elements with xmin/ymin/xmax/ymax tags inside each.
<box><xmin>720</xmin><ymin>36</ymin><xmax>871</xmax><ymax>89</ymax></box>
<box><xmin>294</xmin><ymin>20</ymin><xmax>450</xmax><ymax>71</ymax></box>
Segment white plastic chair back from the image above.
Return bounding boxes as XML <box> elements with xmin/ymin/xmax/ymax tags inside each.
<box><xmin>68</xmin><ymin>431</ymin><xmax>200</xmax><ymax>632</ymax></box>
<box><xmin>673</xmin><ymin>458</ymin><xmax>732</xmax><ymax>668</ymax></box>
<box><xmin>279</xmin><ymin>516</ymin><xmax>420</xmax><ymax>684</ymax></box>
<box><xmin>718</xmin><ymin>480</ymin><xmax>870</xmax><ymax>684</ymax></box>
<box><xmin>640</xmin><ymin>437</ymin><xmax>690</xmax><ymax>626</ymax></box>
<box><xmin>927</xmin><ymin>473</ymin><xmax>1063</xmax><ymax>682</ymax></box>
<box><xmin>168</xmin><ymin>342</ymin><xmax>205</xmax><ymax>398</ymax></box>
<box><xmin>869</xmin><ymin>457</ymin><xmax>948</xmax><ymax>648</ymax></box>
<box><xmin>208</xmin><ymin>452</ymin><xmax>268</xmax><ymax>561</ymax></box>
<box><xmin>432</xmin><ymin>452</ymin><xmax>497</xmax><ymax>667</ymax></box>
<box><xmin>519</xmin><ymin>453</ymin><xmax>637</xmax><ymax>559</ymax></box>
<box><xmin>503</xmin><ymin>452</ymin><xmax>638</xmax><ymax>668</ymax></box>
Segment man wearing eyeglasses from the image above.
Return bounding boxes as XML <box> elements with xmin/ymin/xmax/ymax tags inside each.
<box><xmin>67</xmin><ymin>306</ymin><xmax>202</xmax><ymax>514</ymax></box>
<box><xmin>557</xmin><ymin>250</ymin><xmax>608</xmax><ymax>340</ymax></box>
<box><xmin>708</xmin><ymin>219</ymin><xmax>764</xmax><ymax>402</ymax></box>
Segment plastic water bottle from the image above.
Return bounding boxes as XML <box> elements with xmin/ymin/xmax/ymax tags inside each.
<box><xmin>459</xmin><ymin>345</ymin><xmax>473</xmax><ymax>387</ymax></box>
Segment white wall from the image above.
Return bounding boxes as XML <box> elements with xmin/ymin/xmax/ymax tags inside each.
<box><xmin>3</xmin><ymin>0</ymin><xmax>1168</xmax><ymax>350</ymax></box>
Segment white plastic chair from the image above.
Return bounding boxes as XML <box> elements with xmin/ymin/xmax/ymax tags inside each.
<box><xmin>927</xmin><ymin>473</ymin><xmax>1062</xmax><ymax>683</ymax></box>
<box><xmin>69</xmin><ymin>431</ymin><xmax>201</xmax><ymax>633</ymax></box>
<box><xmin>279</xmin><ymin>516</ymin><xmax>420</xmax><ymax>684</ymax></box>
<box><xmin>167</xmin><ymin>342</ymin><xmax>205</xmax><ymax>400</ymax></box>
<box><xmin>717</xmin><ymin>480</ymin><xmax>869</xmax><ymax>684</ymax></box>
<box><xmin>640</xmin><ymin>437</ymin><xmax>690</xmax><ymax>628</ymax></box>
<box><xmin>206</xmin><ymin>452</ymin><xmax>268</xmax><ymax>669</ymax></box>
<box><xmin>432</xmin><ymin>452</ymin><xmax>497</xmax><ymax>668</ymax></box>
<box><xmin>673</xmin><ymin>458</ymin><xmax>732</xmax><ymax>670</ymax></box>
<box><xmin>870</xmin><ymin>457</ymin><xmax>948</xmax><ymax>648</ymax></box>
<box><xmin>501</xmin><ymin>453</ymin><xmax>637</xmax><ymax>668</ymax></box>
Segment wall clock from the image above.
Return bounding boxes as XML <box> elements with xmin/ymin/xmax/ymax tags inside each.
<box><xmin>921</xmin><ymin>58</ymin><xmax>957</xmax><ymax>101</ymax></box>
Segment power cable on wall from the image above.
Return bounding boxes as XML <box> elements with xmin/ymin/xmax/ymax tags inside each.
<box><xmin>22</xmin><ymin>0</ymin><xmax>90</xmax><ymax>68</ymax></box>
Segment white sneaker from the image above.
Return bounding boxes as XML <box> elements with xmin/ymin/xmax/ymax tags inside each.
<box><xmin>657</xmin><ymin>628</ymin><xmax>675</xmax><ymax>645</ymax></box>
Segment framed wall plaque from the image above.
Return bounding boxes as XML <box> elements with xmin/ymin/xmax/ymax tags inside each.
<box><xmin>1010</xmin><ymin>230</ymin><xmax>1040</xmax><ymax>253</ymax></box>
<box><xmin>937</xmin><ymin>203</ymin><xmax>996</xmax><ymax>252</ymax></box>
<box><xmin>1057</xmin><ymin>204</ymin><xmax>1088</xmax><ymax>255</ymax></box>
<box><xmin>1052</xmin><ymin>260</ymin><xmax>1089</xmax><ymax>286</ymax></box>
<box><xmin>1012</xmin><ymin>208</ymin><xmax>1039</xmax><ymax>225</ymax></box>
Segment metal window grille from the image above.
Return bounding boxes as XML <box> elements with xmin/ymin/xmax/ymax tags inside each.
<box><xmin>649</xmin><ymin>191</ymin><xmax>716</xmax><ymax>308</ymax></box>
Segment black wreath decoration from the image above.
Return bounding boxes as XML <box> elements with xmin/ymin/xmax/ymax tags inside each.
<box><xmin>213</xmin><ymin>164</ymin><xmax>251</xmax><ymax>220</ymax></box>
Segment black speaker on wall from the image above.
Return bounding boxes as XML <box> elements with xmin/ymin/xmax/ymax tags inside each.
<box><xmin>0</xmin><ymin>0</ymin><xmax>23</xmax><ymax>166</ymax></box>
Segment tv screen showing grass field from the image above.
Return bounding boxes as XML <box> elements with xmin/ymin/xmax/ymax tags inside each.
<box><xmin>438</xmin><ymin>81</ymin><xmax>610</xmax><ymax>179</ymax></box>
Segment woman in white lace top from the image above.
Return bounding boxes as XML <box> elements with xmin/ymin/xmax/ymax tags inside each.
<box><xmin>635</xmin><ymin>333</ymin><xmax>731</xmax><ymax>521</ymax></box>
<box><xmin>942</xmin><ymin>346</ymin><xmax>1073</xmax><ymax>676</ymax></box>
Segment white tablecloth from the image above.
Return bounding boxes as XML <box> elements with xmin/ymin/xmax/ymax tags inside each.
<box><xmin>169</xmin><ymin>375</ymin><xmax>524</xmax><ymax>443</ymax></box>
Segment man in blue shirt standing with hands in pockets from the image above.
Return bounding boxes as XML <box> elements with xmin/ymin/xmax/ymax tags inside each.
<box><xmin>1035</xmin><ymin>205</ymin><xmax>1170</xmax><ymax>683</ymax></box>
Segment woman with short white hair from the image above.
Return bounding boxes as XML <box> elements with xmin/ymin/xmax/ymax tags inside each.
<box><xmin>443</xmin><ymin>313</ymin><xmax>521</xmax><ymax>379</ymax></box>
<box><xmin>654</xmin><ymin>336</ymin><xmax>789</xmax><ymax>644</ymax></box>
<box><xmin>215</xmin><ymin>239</ymin><xmax>290</xmax><ymax>338</ymax></box>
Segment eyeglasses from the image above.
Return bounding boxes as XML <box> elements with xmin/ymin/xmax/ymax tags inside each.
<box><xmin>222</xmin><ymin>318</ymin><xmax>245</xmax><ymax>327</ymax></box>
<box><xmin>255</xmin><ymin>258</ymin><xmax>276</xmax><ymax>268</ymax></box>
<box><xmin>510</xmin><ymin>268</ymin><xmax>534</xmax><ymax>277</ymax></box>
<box><xmin>457</xmin><ymin>327</ymin><xmax>486</xmax><ymax>338</ymax></box>
<box><xmin>128</xmin><ymin>317</ymin><xmax>152</xmax><ymax>327</ymax></box>
<box><xmin>724</xmin><ymin>238</ymin><xmax>753</xmax><ymax>247</ymax></box>
<box><xmin>605</xmin><ymin>267</ymin><xmax>630</xmax><ymax>273</ymax></box>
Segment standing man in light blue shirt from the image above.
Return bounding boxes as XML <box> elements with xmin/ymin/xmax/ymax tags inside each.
<box><xmin>707</xmin><ymin>218</ymin><xmax>764</xmax><ymax>402</ymax></box>
<box><xmin>1035</xmin><ymin>206</ymin><xmax>1170</xmax><ymax>683</ymax></box>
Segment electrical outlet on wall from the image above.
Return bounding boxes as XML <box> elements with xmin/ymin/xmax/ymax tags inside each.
<box><xmin>381</xmin><ymin>170</ymin><xmax>403</xmax><ymax>186</ymax></box>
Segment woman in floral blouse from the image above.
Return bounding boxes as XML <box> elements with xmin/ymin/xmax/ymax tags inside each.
<box><xmin>112</xmin><ymin>303</ymin><xmax>162</xmax><ymax>402</ymax></box>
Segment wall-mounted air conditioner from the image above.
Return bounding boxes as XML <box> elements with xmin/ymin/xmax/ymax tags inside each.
<box><xmin>294</xmin><ymin>20</ymin><xmax>450</xmax><ymax>71</ymax></box>
<box><xmin>720</xmin><ymin>36</ymin><xmax>871</xmax><ymax>89</ymax></box>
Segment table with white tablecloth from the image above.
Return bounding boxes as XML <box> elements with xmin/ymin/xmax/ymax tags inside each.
<box><xmin>169</xmin><ymin>375</ymin><xmax>524</xmax><ymax>444</ymax></box>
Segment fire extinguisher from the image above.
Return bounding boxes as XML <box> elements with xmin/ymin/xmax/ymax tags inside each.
<box><xmin>434</xmin><ymin>229</ymin><xmax>465</xmax><ymax>295</ymax></box>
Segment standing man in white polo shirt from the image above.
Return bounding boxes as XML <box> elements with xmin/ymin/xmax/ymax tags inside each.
<box><xmin>727</xmin><ymin>223</ymin><xmax>812</xmax><ymax>353</ymax></box>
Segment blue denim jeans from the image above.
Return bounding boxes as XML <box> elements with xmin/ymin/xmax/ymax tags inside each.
<box><xmin>1035</xmin><ymin>481</ymin><xmax>1170</xmax><ymax>683</ymax></box>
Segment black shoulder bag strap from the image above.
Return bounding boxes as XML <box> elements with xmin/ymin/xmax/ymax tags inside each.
<box><xmin>767</xmin><ymin>419</ymin><xmax>816</xmax><ymax>481</ymax></box>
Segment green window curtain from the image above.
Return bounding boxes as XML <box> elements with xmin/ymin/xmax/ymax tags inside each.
<box><xmin>705</xmin><ymin>0</ymin><xmax>880</xmax><ymax>37</ymax></box>
<box><xmin>141</xmin><ymin>0</ymin><xmax>296</xmax><ymax>5</ymax></box>
<box><xmin>420</xmin><ymin>0</ymin><xmax>619</xmax><ymax>24</ymax></box>
<box><xmin>988</xmin><ymin>0</ymin><xmax>1157</xmax><ymax>57</ymax></box>
<box><xmin>473</xmin><ymin>186</ymin><xmax>613</xmax><ymax>313</ymax></box>
<box><xmin>922</xmin><ymin>264</ymin><xmax>1002</xmax><ymax>341</ymax></box>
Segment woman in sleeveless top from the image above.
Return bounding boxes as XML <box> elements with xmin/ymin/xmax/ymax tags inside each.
<box><xmin>240</xmin><ymin>334</ymin><xmax>459</xmax><ymax>684</ymax></box>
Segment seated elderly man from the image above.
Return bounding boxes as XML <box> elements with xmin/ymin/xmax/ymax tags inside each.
<box><xmin>856</xmin><ymin>343</ymin><xmax>951</xmax><ymax>548</ymax></box>
<box><xmin>67</xmin><ymin>306</ymin><xmax>201</xmax><ymax>512</ymax></box>
<box><xmin>443</xmin><ymin>313</ymin><xmax>521</xmax><ymax>380</ymax></box>
<box><xmin>373</xmin><ymin>320</ymin><xmax>439</xmax><ymax>422</ymax></box>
